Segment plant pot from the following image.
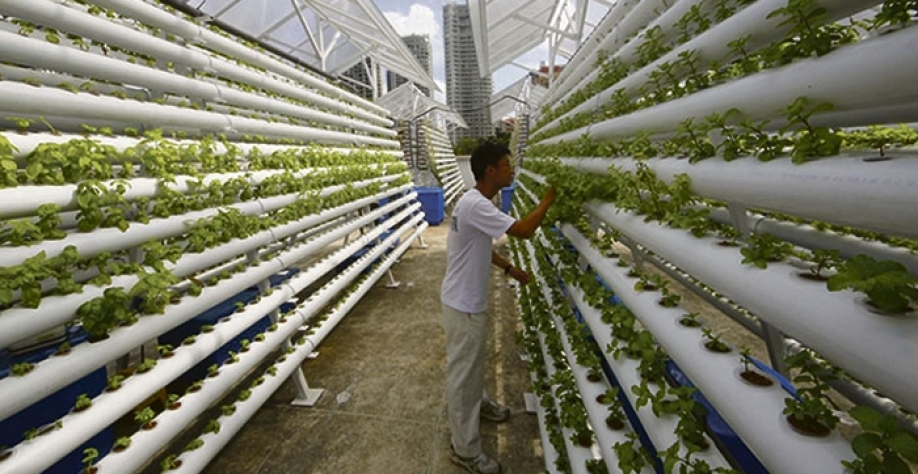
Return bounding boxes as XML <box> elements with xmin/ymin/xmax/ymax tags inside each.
<box><xmin>739</xmin><ymin>370</ymin><xmax>774</xmax><ymax>387</ymax></box>
<box><xmin>143</xmin><ymin>421</ymin><xmax>157</xmax><ymax>431</ymax></box>
<box><xmin>605</xmin><ymin>414</ymin><xmax>625</xmax><ymax>430</ymax></box>
<box><xmin>586</xmin><ymin>370</ymin><xmax>602</xmax><ymax>382</ymax></box>
<box><xmin>704</xmin><ymin>340</ymin><xmax>731</xmax><ymax>353</ymax></box>
<box><xmin>786</xmin><ymin>414</ymin><xmax>830</xmax><ymax>437</ymax></box>
<box><xmin>679</xmin><ymin>317</ymin><xmax>701</xmax><ymax>328</ymax></box>
<box><xmin>596</xmin><ymin>394</ymin><xmax>613</xmax><ymax>405</ymax></box>
<box><xmin>0</xmin><ymin>448</ymin><xmax>11</xmax><ymax>462</ymax></box>
<box><xmin>113</xmin><ymin>444</ymin><xmax>129</xmax><ymax>453</ymax></box>
<box><xmin>169</xmin><ymin>402</ymin><xmax>182</xmax><ymax>410</ymax></box>
<box><xmin>82</xmin><ymin>467</ymin><xmax>98</xmax><ymax>474</ymax></box>
<box><xmin>574</xmin><ymin>431</ymin><xmax>593</xmax><ymax>448</ymax></box>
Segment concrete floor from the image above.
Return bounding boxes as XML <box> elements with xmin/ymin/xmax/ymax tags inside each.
<box><xmin>201</xmin><ymin>224</ymin><xmax>546</xmax><ymax>474</ymax></box>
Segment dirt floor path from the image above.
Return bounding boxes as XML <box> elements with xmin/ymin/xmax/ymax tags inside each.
<box><xmin>201</xmin><ymin>224</ymin><xmax>546</xmax><ymax>474</ymax></box>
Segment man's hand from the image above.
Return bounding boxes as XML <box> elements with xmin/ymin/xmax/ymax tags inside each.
<box><xmin>508</xmin><ymin>266</ymin><xmax>531</xmax><ymax>285</ymax></box>
<box><xmin>544</xmin><ymin>187</ymin><xmax>557</xmax><ymax>206</ymax></box>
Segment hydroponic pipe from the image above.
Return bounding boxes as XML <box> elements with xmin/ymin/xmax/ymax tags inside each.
<box><xmin>544</xmin><ymin>0</ymin><xmax>638</xmax><ymax>102</ymax></box>
<box><xmin>93</xmin><ymin>217</ymin><xmax>423</xmax><ymax>474</ymax></box>
<box><xmin>0</xmin><ymin>31</ymin><xmax>394</xmax><ymax>138</ymax></box>
<box><xmin>169</xmin><ymin>223</ymin><xmax>425</xmax><ymax>473</ymax></box>
<box><xmin>0</xmin><ymin>208</ymin><xmax>422</xmax><ymax>425</ymax></box>
<box><xmin>555</xmin><ymin>154</ymin><xmax>918</xmax><ymax>239</ymax></box>
<box><xmin>0</xmin><ymin>163</ymin><xmax>392</xmax><ymax>220</ymax></box>
<box><xmin>705</xmin><ymin>207</ymin><xmax>918</xmax><ymax>275</ymax></box>
<box><xmin>586</xmin><ymin>201</ymin><xmax>918</xmax><ymax>415</ymax></box>
<box><xmin>0</xmin><ymin>184</ymin><xmax>413</xmax><ymax>350</ymax></box>
<box><xmin>521</xmin><ymin>332</ymin><xmax>564</xmax><ymax>474</ymax></box>
<box><xmin>86</xmin><ymin>0</ymin><xmax>390</xmax><ymax>118</ymax></box>
<box><xmin>0</xmin><ymin>0</ymin><xmax>391</xmax><ymax>127</ymax></box>
<box><xmin>562</xmin><ymin>225</ymin><xmax>856</xmax><ymax>473</ymax></box>
<box><xmin>2</xmin><ymin>132</ymin><xmax>403</xmax><ymax>161</ymax></box>
<box><xmin>0</xmin><ymin>174</ymin><xmax>402</xmax><ymax>268</ymax></box>
<box><xmin>540</xmin><ymin>0</ymin><xmax>878</xmax><ymax>135</ymax></box>
<box><xmin>0</xmin><ymin>82</ymin><xmax>397</xmax><ymax>148</ymax></box>
<box><xmin>542</xmin><ymin>25</ymin><xmax>918</xmax><ymax>145</ymax></box>
<box><xmin>543</xmin><ymin>0</ymin><xmax>663</xmax><ymax>108</ymax></box>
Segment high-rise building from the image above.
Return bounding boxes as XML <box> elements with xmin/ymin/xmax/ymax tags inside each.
<box><xmin>387</xmin><ymin>34</ymin><xmax>433</xmax><ymax>97</ymax></box>
<box><xmin>341</xmin><ymin>57</ymin><xmax>383</xmax><ymax>101</ymax></box>
<box><xmin>443</xmin><ymin>2</ymin><xmax>493</xmax><ymax>142</ymax></box>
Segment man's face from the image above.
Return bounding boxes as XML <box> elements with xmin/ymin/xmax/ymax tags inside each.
<box><xmin>491</xmin><ymin>156</ymin><xmax>514</xmax><ymax>187</ymax></box>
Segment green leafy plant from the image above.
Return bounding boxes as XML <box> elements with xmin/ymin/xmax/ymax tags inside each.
<box><xmin>106</xmin><ymin>374</ymin><xmax>125</xmax><ymax>392</ymax></box>
<box><xmin>827</xmin><ymin>254</ymin><xmax>918</xmax><ymax>312</ymax></box>
<box><xmin>781</xmin><ymin>98</ymin><xmax>843</xmax><ymax>163</ymax></box>
<box><xmin>741</xmin><ymin>233</ymin><xmax>796</xmax><ymax>268</ymax></box>
<box><xmin>783</xmin><ymin>350</ymin><xmax>838</xmax><ymax>436</ymax></box>
<box><xmin>801</xmin><ymin>248</ymin><xmax>842</xmax><ymax>280</ymax></box>
<box><xmin>74</xmin><ymin>393</ymin><xmax>93</xmax><ymax>412</ymax></box>
<box><xmin>184</xmin><ymin>438</ymin><xmax>204</xmax><ymax>452</ymax></box>
<box><xmin>701</xmin><ymin>328</ymin><xmax>731</xmax><ymax>353</ymax></box>
<box><xmin>11</xmin><ymin>362</ymin><xmax>34</xmax><ymax>376</ymax></box>
<box><xmin>112</xmin><ymin>436</ymin><xmax>132</xmax><ymax>452</ymax></box>
<box><xmin>160</xmin><ymin>454</ymin><xmax>180</xmax><ymax>471</ymax></box>
<box><xmin>135</xmin><ymin>406</ymin><xmax>156</xmax><ymax>430</ymax></box>
<box><xmin>204</xmin><ymin>419</ymin><xmax>221</xmax><ymax>434</ymax></box>
<box><xmin>81</xmin><ymin>447</ymin><xmax>99</xmax><ymax>473</ymax></box>
<box><xmin>842</xmin><ymin>405</ymin><xmax>918</xmax><ymax>473</ymax></box>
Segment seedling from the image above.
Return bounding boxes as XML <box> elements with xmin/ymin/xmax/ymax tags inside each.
<box><xmin>782</xmin><ymin>350</ymin><xmax>838</xmax><ymax>436</ymax></box>
<box><xmin>221</xmin><ymin>404</ymin><xmax>237</xmax><ymax>416</ymax></box>
<box><xmin>11</xmin><ymin>362</ymin><xmax>34</xmax><ymax>376</ymax></box>
<box><xmin>802</xmin><ymin>248</ymin><xmax>842</xmax><ymax>280</ymax></box>
<box><xmin>135</xmin><ymin>358</ymin><xmax>157</xmax><ymax>374</ymax></box>
<box><xmin>55</xmin><ymin>341</ymin><xmax>72</xmax><ymax>356</ymax></box>
<box><xmin>82</xmin><ymin>447</ymin><xmax>99</xmax><ymax>473</ymax></box>
<box><xmin>106</xmin><ymin>374</ymin><xmax>124</xmax><ymax>392</ymax></box>
<box><xmin>741</xmin><ymin>233</ymin><xmax>795</xmax><ymax>269</ymax></box>
<box><xmin>135</xmin><ymin>406</ymin><xmax>156</xmax><ymax>430</ymax></box>
<box><xmin>702</xmin><ymin>328</ymin><xmax>731</xmax><ymax>353</ymax></box>
<box><xmin>160</xmin><ymin>454</ymin><xmax>180</xmax><ymax>471</ymax></box>
<box><xmin>239</xmin><ymin>339</ymin><xmax>251</xmax><ymax>352</ymax></box>
<box><xmin>234</xmin><ymin>301</ymin><xmax>245</xmax><ymax>313</ymax></box>
<box><xmin>204</xmin><ymin>419</ymin><xmax>221</xmax><ymax>434</ymax></box>
<box><xmin>237</xmin><ymin>389</ymin><xmax>252</xmax><ymax>401</ymax></box>
<box><xmin>186</xmin><ymin>380</ymin><xmax>203</xmax><ymax>394</ymax></box>
<box><xmin>166</xmin><ymin>393</ymin><xmax>181</xmax><ymax>410</ymax></box>
<box><xmin>184</xmin><ymin>438</ymin><xmax>204</xmax><ymax>452</ymax></box>
<box><xmin>658</xmin><ymin>287</ymin><xmax>682</xmax><ymax>307</ymax></box>
<box><xmin>227</xmin><ymin>351</ymin><xmax>239</xmax><ymax>364</ymax></box>
<box><xmin>183</xmin><ymin>335</ymin><xmax>196</xmax><ymax>346</ymax></box>
<box><xmin>74</xmin><ymin>393</ymin><xmax>93</xmax><ymax>412</ymax></box>
<box><xmin>112</xmin><ymin>436</ymin><xmax>132</xmax><ymax>452</ymax></box>
<box><xmin>158</xmin><ymin>344</ymin><xmax>174</xmax><ymax>358</ymax></box>
<box><xmin>207</xmin><ymin>364</ymin><xmax>220</xmax><ymax>377</ymax></box>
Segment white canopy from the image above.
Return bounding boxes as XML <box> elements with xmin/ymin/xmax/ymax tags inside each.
<box><xmin>188</xmin><ymin>0</ymin><xmax>437</xmax><ymax>91</ymax></box>
<box><xmin>377</xmin><ymin>83</ymin><xmax>467</xmax><ymax>128</ymax></box>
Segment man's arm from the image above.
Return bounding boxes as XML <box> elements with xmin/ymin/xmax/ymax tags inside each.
<box><xmin>506</xmin><ymin>187</ymin><xmax>556</xmax><ymax>239</ymax></box>
<box><xmin>492</xmin><ymin>250</ymin><xmax>530</xmax><ymax>285</ymax></box>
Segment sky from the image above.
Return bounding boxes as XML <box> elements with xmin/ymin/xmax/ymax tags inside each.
<box><xmin>374</xmin><ymin>0</ymin><xmax>551</xmax><ymax>103</ymax></box>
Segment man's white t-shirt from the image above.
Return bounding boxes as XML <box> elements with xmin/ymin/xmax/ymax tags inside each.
<box><xmin>440</xmin><ymin>189</ymin><xmax>516</xmax><ymax>314</ymax></box>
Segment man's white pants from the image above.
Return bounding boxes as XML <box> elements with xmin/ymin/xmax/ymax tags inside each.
<box><xmin>442</xmin><ymin>303</ymin><xmax>494</xmax><ymax>458</ymax></box>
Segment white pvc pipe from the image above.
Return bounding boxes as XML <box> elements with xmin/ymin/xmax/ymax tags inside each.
<box><xmin>586</xmin><ymin>201</ymin><xmax>918</xmax><ymax>414</ymax></box>
<box><xmin>0</xmin><ymin>82</ymin><xmax>397</xmax><ymax>148</ymax></box>
<box><xmin>0</xmin><ymin>164</ymin><xmax>391</xmax><ymax>219</ymax></box>
<box><xmin>557</xmin><ymin>155</ymin><xmax>918</xmax><ymax>238</ymax></box>
<box><xmin>169</xmin><ymin>223</ymin><xmax>425</xmax><ymax>473</ymax></box>
<box><xmin>544</xmin><ymin>0</ymin><xmax>665</xmax><ymax>109</ymax></box>
<box><xmin>0</xmin><ymin>186</ymin><xmax>415</xmax><ymax>350</ymax></box>
<box><xmin>0</xmin><ymin>31</ymin><xmax>394</xmax><ymax>138</ymax></box>
<box><xmin>2</xmin><ymin>132</ymin><xmax>404</xmax><ymax>162</ymax></box>
<box><xmin>543</xmin><ymin>25</ymin><xmax>918</xmax><ymax>145</ymax></box>
<box><xmin>705</xmin><ymin>208</ymin><xmax>918</xmax><ymax>275</ymax></box>
<box><xmin>0</xmin><ymin>0</ymin><xmax>391</xmax><ymax>127</ymax></box>
<box><xmin>561</xmin><ymin>225</ymin><xmax>856</xmax><ymax>473</ymax></box>
<box><xmin>539</xmin><ymin>0</ymin><xmax>877</xmax><ymax>136</ymax></box>
<box><xmin>93</xmin><ymin>217</ymin><xmax>423</xmax><ymax>474</ymax></box>
<box><xmin>84</xmin><ymin>0</ymin><xmax>390</xmax><ymax>118</ymax></box>
<box><xmin>0</xmin><ymin>174</ymin><xmax>402</xmax><ymax>268</ymax></box>
<box><xmin>0</xmin><ymin>208</ymin><xmax>422</xmax><ymax>424</ymax></box>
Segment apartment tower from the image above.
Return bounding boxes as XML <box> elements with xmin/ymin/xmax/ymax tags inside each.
<box><xmin>443</xmin><ymin>2</ymin><xmax>493</xmax><ymax>142</ymax></box>
<box><xmin>387</xmin><ymin>34</ymin><xmax>433</xmax><ymax>97</ymax></box>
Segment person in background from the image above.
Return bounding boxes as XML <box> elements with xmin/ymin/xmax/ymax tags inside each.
<box><xmin>440</xmin><ymin>142</ymin><xmax>556</xmax><ymax>474</ymax></box>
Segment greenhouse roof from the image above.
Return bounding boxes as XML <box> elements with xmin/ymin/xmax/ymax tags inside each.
<box><xmin>187</xmin><ymin>0</ymin><xmax>437</xmax><ymax>91</ymax></box>
<box><xmin>468</xmin><ymin>0</ymin><xmax>610</xmax><ymax>77</ymax></box>
<box><xmin>490</xmin><ymin>75</ymin><xmax>548</xmax><ymax>124</ymax></box>
<box><xmin>377</xmin><ymin>84</ymin><xmax>467</xmax><ymax>128</ymax></box>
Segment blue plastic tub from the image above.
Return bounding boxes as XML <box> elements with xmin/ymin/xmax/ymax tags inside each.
<box><xmin>500</xmin><ymin>182</ymin><xmax>516</xmax><ymax>214</ymax></box>
<box><xmin>414</xmin><ymin>186</ymin><xmax>444</xmax><ymax>225</ymax></box>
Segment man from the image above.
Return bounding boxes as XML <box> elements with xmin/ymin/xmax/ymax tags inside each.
<box><xmin>440</xmin><ymin>142</ymin><xmax>556</xmax><ymax>473</ymax></box>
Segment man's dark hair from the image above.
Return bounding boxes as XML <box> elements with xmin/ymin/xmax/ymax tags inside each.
<box><xmin>470</xmin><ymin>142</ymin><xmax>511</xmax><ymax>181</ymax></box>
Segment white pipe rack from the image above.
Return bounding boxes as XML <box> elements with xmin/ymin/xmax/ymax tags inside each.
<box><xmin>539</xmin><ymin>0</ymin><xmax>878</xmax><ymax>136</ymax></box>
<box><xmin>0</xmin><ymin>31</ymin><xmax>395</xmax><ymax>138</ymax></box>
<box><xmin>169</xmin><ymin>222</ymin><xmax>425</xmax><ymax>473</ymax></box>
<box><xmin>585</xmin><ymin>201</ymin><xmax>918</xmax><ymax>415</ymax></box>
<box><xmin>556</xmin><ymin>154</ymin><xmax>918</xmax><ymax>238</ymax></box>
<box><xmin>0</xmin><ymin>205</ymin><xmax>422</xmax><ymax>423</ymax></box>
<box><xmin>6</xmin><ymin>213</ymin><xmax>424</xmax><ymax>474</ymax></box>
<box><xmin>0</xmin><ymin>0</ymin><xmax>392</xmax><ymax>127</ymax></box>
<box><xmin>86</xmin><ymin>0</ymin><xmax>390</xmax><ymax>118</ymax></box>
<box><xmin>543</xmin><ymin>24</ymin><xmax>918</xmax><ymax>145</ymax></box>
<box><xmin>0</xmin><ymin>186</ymin><xmax>414</xmax><ymax>350</ymax></box>
<box><xmin>0</xmin><ymin>82</ymin><xmax>397</xmax><ymax>148</ymax></box>
<box><xmin>3</xmin><ymin>132</ymin><xmax>403</xmax><ymax>161</ymax></box>
<box><xmin>0</xmin><ymin>173</ymin><xmax>402</xmax><ymax>268</ymax></box>
<box><xmin>561</xmin><ymin>224</ymin><xmax>856</xmax><ymax>473</ymax></box>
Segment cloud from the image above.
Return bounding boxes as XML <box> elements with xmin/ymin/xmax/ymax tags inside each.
<box><xmin>382</xmin><ymin>3</ymin><xmax>446</xmax><ymax>96</ymax></box>
<box><xmin>383</xmin><ymin>4</ymin><xmax>439</xmax><ymax>38</ymax></box>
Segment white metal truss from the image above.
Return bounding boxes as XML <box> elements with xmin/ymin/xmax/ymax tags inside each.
<box><xmin>468</xmin><ymin>0</ymin><xmax>610</xmax><ymax>79</ymax></box>
<box><xmin>490</xmin><ymin>75</ymin><xmax>548</xmax><ymax>125</ymax></box>
<box><xmin>378</xmin><ymin>83</ymin><xmax>467</xmax><ymax>129</ymax></box>
<box><xmin>188</xmin><ymin>0</ymin><xmax>437</xmax><ymax>93</ymax></box>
